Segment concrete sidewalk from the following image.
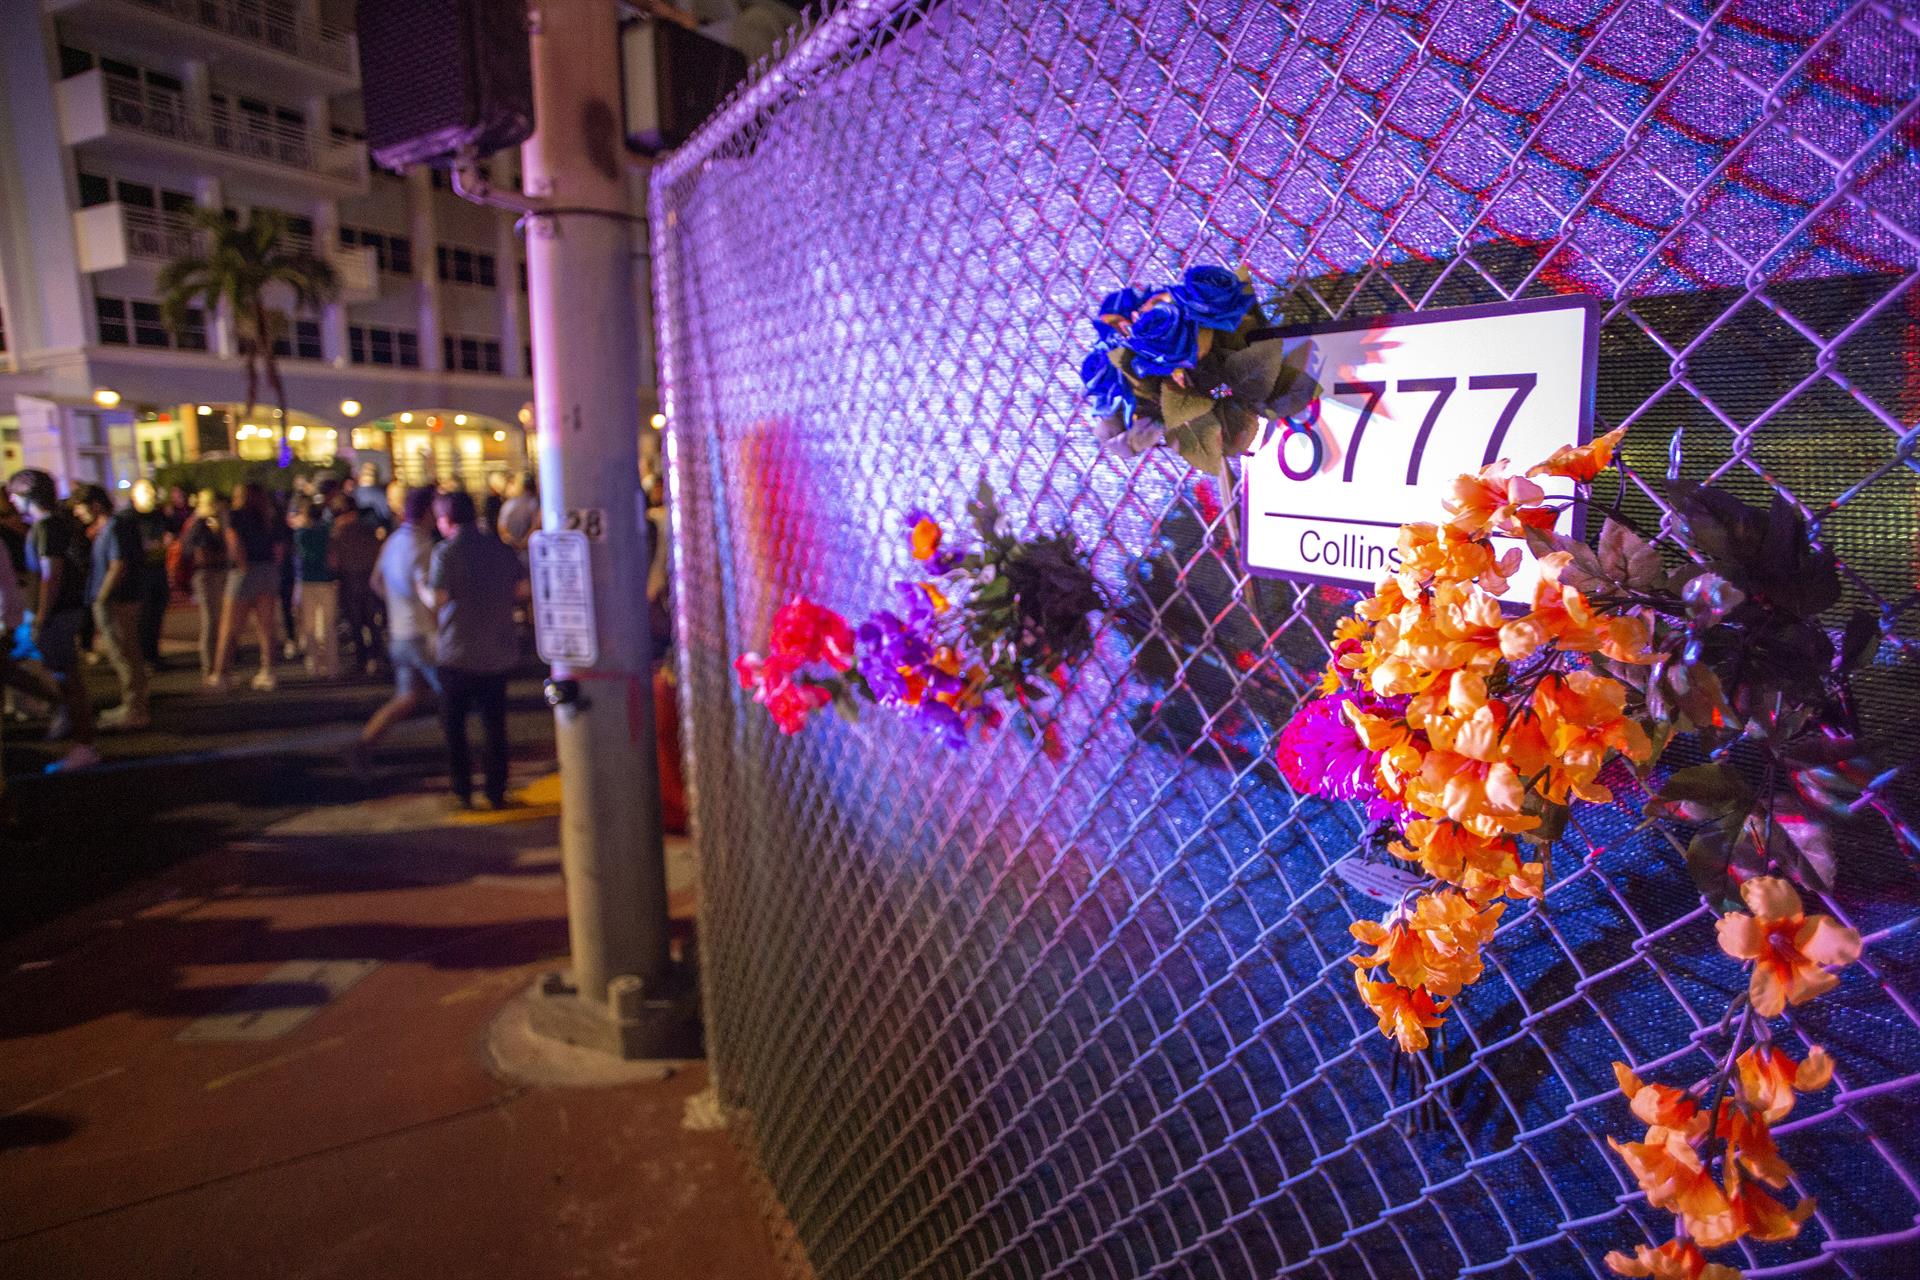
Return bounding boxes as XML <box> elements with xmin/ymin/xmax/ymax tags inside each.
<box><xmin>0</xmin><ymin>771</ymin><xmax>790</xmax><ymax>1280</ymax></box>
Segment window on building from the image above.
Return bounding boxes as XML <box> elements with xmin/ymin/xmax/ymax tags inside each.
<box><xmin>131</xmin><ymin>301</ymin><xmax>169</xmax><ymax>348</ymax></box>
<box><xmin>369</xmin><ymin>328</ymin><xmax>394</xmax><ymax>365</ymax></box>
<box><xmin>387</xmin><ymin>235</ymin><xmax>413</xmax><ymax>276</ymax></box>
<box><xmin>77</xmin><ymin>171</ymin><xmax>112</xmax><ymax>208</ymax></box>
<box><xmin>96</xmin><ymin>296</ymin><xmax>130</xmax><ymax>345</ymax></box>
<box><xmin>177</xmin><ymin>308</ymin><xmax>207</xmax><ymax>351</ymax></box>
<box><xmin>348</xmin><ymin>325</ymin><xmax>365</xmax><ymax>363</ymax></box>
<box><xmin>348</xmin><ymin>323</ymin><xmax>419</xmax><ymax>367</ymax></box>
<box><xmin>436</xmin><ymin>246</ymin><xmax>496</xmax><ymax>287</ymax></box>
<box><xmin>161</xmin><ymin>189</ymin><xmax>195</xmax><ymax>214</ymax></box>
<box><xmin>272</xmin><ymin>318</ymin><xmax>322</xmax><ymax>360</ymax></box>
<box><xmin>441</xmin><ymin>333</ymin><xmax>505</xmax><ymax>374</ymax></box>
<box><xmin>396</xmin><ymin>330</ymin><xmax>420</xmax><ymax>367</ymax></box>
<box><xmin>59</xmin><ymin>45</ymin><xmax>94</xmax><ymax>78</ymax></box>
<box><xmin>0</xmin><ymin>306</ymin><xmax>8</xmax><ymax>353</ymax></box>
<box><xmin>117</xmin><ymin>181</ymin><xmax>157</xmax><ymax>209</ymax></box>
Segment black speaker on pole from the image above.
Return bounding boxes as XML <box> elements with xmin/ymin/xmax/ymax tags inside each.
<box><xmin>355</xmin><ymin>0</ymin><xmax>535</xmax><ymax>169</ymax></box>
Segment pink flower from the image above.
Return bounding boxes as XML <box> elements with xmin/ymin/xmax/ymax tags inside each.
<box><xmin>1276</xmin><ymin>690</ymin><xmax>1408</xmax><ymax>821</ymax></box>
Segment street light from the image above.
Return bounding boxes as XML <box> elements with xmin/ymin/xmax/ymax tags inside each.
<box><xmin>340</xmin><ymin>399</ymin><xmax>362</xmax><ymax>417</ymax></box>
<box><xmin>92</xmin><ymin>388</ymin><xmax>121</xmax><ymax>408</ymax></box>
<box><xmin>649</xmin><ymin>412</ymin><xmax>666</xmax><ymax>430</ymax></box>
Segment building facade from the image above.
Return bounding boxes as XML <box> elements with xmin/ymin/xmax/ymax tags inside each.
<box><xmin>0</xmin><ymin>0</ymin><xmax>662</xmax><ymax>495</ymax></box>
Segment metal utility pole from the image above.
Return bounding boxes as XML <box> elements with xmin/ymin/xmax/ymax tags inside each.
<box><xmin>518</xmin><ymin>0</ymin><xmax>695</xmax><ymax>1058</ymax></box>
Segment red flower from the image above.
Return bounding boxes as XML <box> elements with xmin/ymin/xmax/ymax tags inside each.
<box><xmin>767</xmin><ymin>598</ymin><xmax>856</xmax><ymax>672</ymax></box>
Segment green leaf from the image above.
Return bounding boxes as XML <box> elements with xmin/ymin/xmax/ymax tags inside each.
<box><xmin>1217</xmin><ymin>401</ymin><xmax>1261</xmax><ymax>456</ymax></box>
<box><xmin>1838</xmin><ymin>608</ymin><xmax>1880</xmax><ymax>672</ymax></box>
<box><xmin>1745</xmin><ymin>797</ymin><xmax>1837</xmax><ymax>892</ymax></box>
<box><xmin>1171</xmin><ymin>419</ymin><xmax>1225</xmax><ymax>475</ymax></box>
<box><xmin>1220</xmin><ymin>338</ymin><xmax>1294</xmax><ymax>406</ymax></box>
<box><xmin>1647</xmin><ymin>763</ymin><xmax>1753</xmax><ymax>823</ymax></box>
<box><xmin>1598</xmin><ymin>519</ymin><xmax>1664</xmax><ymax>592</ymax></box>
<box><xmin>1684</xmin><ymin>824</ymin><xmax>1742</xmax><ymax>904</ymax></box>
<box><xmin>1161</xmin><ymin>383</ymin><xmax>1218</xmax><ymax>432</ymax></box>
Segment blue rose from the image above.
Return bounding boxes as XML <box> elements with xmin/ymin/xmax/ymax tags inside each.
<box><xmin>1170</xmin><ymin>264</ymin><xmax>1253</xmax><ymax>331</ymax></box>
<box><xmin>1121</xmin><ymin>301</ymin><xmax>1199</xmax><ymax>377</ymax></box>
<box><xmin>1080</xmin><ymin>343</ymin><xmax>1135</xmax><ymax>421</ymax></box>
<box><xmin>1092</xmin><ymin>286</ymin><xmax>1152</xmax><ymax>341</ymax></box>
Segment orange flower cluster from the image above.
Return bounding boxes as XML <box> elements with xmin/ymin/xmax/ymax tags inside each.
<box><xmin>1606</xmin><ymin>1049</ymin><xmax>1823</xmax><ymax>1260</ymax></box>
<box><xmin>1605</xmin><ymin>876</ymin><xmax>1860</xmax><ymax>1275</ymax></box>
<box><xmin>1333</xmin><ymin>434</ymin><xmax>1652</xmax><ymax>1050</ymax></box>
<box><xmin>1350</xmin><ymin>892</ymin><xmax>1503</xmax><ymax>1051</ymax></box>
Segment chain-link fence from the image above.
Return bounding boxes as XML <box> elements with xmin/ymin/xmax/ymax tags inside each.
<box><xmin>650</xmin><ymin>2</ymin><xmax>1920</xmax><ymax>1276</ymax></box>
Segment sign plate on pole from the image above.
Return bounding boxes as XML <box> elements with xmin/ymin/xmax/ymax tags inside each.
<box><xmin>529</xmin><ymin>529</ymin><xmax>598</xmax><ymax>666</ymax></box>
<box><xmin>1240</xmin><ymin>296</ymin><xmax>1599</xmax><ymax>603</ymax></box>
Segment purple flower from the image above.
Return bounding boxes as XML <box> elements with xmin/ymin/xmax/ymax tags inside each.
<box><xmin>1274</xmin><ymin>691</ymin><xmax>1409</xmax><ymax>822</ymax></box>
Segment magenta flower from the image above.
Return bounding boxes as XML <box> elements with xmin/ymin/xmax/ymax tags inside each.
<box><xmin>1275</xmin><ymin>690</ymin><xmax>1408</xmax><ymax>822</ymax></box>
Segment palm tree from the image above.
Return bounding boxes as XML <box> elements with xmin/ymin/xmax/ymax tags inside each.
<box><xmin>159</xmin><ymin>206</ymin><xmax>340</xmax><ymax>463</ymax></box>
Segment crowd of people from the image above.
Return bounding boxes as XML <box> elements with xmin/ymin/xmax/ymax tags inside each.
<box><xmin>3</xmin><ymin>463</ymin><xmax>540</xmax><ymax>811</ymax></box>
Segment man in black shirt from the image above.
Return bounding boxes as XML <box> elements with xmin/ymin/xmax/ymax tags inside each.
<box><xmin>6</xmin><ymin>469</ymin><xmax>98</xmax><ymax>770</ymax></box>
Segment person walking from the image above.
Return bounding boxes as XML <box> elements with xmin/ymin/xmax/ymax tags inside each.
<box><xmin>5</xmin><ymin>469</ymin><xmax>99</xmax><ymax>771</ymax></box>
<box><xmin>496</xmin><ymin>473</ymin><xmax>540</xmax><ymax>553</ymax></box>
<box><xmin>129</xmin><ymin>479</ymin><xmax>172</xmax><ymax>668</ymax></box>
<box><xmin>74</xmin><ymin>486</ymin><xmax>151</xmax><ymax>730</ymax></box>
<box><xmin>178</xmin><ymin>489</ymin><xmax>229</xmax><ymax>678</ymax></box>
<box><xmin>426</xmin><ymin>489</ymin><xmax>526</xmax><ymax>809</ymax></box>
<box><xmin>291</xmin><ymin>497</ymin><xmax>340</xmax><ymax>678</ymax></box>
<box><xmin>211</xmin><ymin>483</ymin><xmax>282</xmax><ymax>691</ymax></box>
<box><xmin>329</xmin><ymin>496</ymin><xmax>382</xmax><ymax>676</ymax></box>
<box><xmin>351</xmin><ymin>485</ymin><xmax>439</xmax><ymax>775</ymax></box>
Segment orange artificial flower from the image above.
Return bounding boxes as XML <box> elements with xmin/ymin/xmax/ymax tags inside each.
<box><xmin>1608</xmin><ymin>1126</ymin><xmax>1734</xmax><ymax>1246</ymax></box>
<box><xmin>1603</xmin><ymin>1239</ymin><xmax>1740</xmax><ymax>1280</ymax></box>
<box><xmin>1735</xmin><ymin>1043</ymin><xmax>1834</xmax><ymax>1122</ymax></box>
<box><xmin>921</xmin><ymin>581</ymin><xmax>952</xmax><ymax>613</ymax></box>
<box><xmin>1442</xmin><ymin>462</ymin><xmax>1557</xmax><ymax>537</ymax></box>
<box><xmin>910</xmin><ymin>516</ymin><xmax>944</xmax><ymax>563</ymax></box>
<box><xmin>1720</xmin><ymin>1158</ymin><xmax>1815</xmax><ymax>1246</ymax></box>
<box><xmin>1353</xmin><ymin>971</ymin><xmax>1448</xmax><ymax>1053</ymax></box>
<box><xmin>1530</xmin><ymin>425</ymin><xmax>1627</xmax><ymax>483</ymax></box>
<box><xmin>1350</xmin><ymin>892</ymin><xmax>1504</xmax><ymax>999</ymax></box>
<box><xmin>1612</xmin><ymin>1062</ymin><xmax>1707</xmax><ymax>1140</ymax></box>
<box><xmin>1529</xmin><ymin>670</ymin><xmax>1654</xmax><ymax>804</ymax></box>
<box><xmin>1717</xmin><ymin>1105</ymin><xmax>1793</xmax><ymax>1189</ymax></box>
<box><xmin>1391</xmin><ymin>820</ymin><xmax>1545</xmax><ymax>901</ymax></box>
<box><xmin>1715</xmin><ymin>877</ymin><xmax>1862</xmax><ymax>1018</ymax></box>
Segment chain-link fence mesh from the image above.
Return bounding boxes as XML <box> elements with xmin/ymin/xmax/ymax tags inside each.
<box><xmin>649</xmin><ymin>2</ymin><xmax>1920</xmax><ymax>1276</ymax></box>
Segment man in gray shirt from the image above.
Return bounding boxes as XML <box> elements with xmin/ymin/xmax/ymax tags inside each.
<box><xmin>351</xmin><ymin>485</ymin><xmax>439</xmax><ymax>779</ymax></box>
<box><xmin>428</xmin><ymin>489</ymin><xmax>527</xmax><ymax>808</ymax></box>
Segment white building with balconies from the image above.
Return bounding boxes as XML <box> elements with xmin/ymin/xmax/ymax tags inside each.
<box><xmin>0</xmin><ymin>0</ymin><xmax>611</xmax><ymax>495</ymax></box>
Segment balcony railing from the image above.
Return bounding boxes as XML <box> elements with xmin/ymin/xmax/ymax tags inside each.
<box><xmin>121</xmin><ymin>205</ymin><xmax>200</xmax><ymax>260</ymax></box>
<box><xmin>124</xmin><ymin>0</ymin><xmax>354</xmax><ymax>75</ymax></box>
<box><xmin>98</xmin><ymin>75</ymin><xmax>364</xmax><ymax>183</ymax></box>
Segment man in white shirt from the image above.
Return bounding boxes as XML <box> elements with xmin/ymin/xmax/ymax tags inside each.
<box><xmin>350</xmin><ymin>485</ymin><xmax>440</xmax><ymax>778</ymax></box>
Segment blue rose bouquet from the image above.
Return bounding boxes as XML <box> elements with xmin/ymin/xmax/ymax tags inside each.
<box><xmin>1079</xmin><ymin>264</ymin><xmax>1318</xmax><ymax>473</ymax></box>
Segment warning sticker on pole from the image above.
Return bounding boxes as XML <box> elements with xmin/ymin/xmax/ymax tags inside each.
<box><xmin>529</xmin><ymin>529</ymin><xmax>598</xmax><ymax>666</ymax></box>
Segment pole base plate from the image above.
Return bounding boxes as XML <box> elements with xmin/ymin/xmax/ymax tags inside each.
<box><xmin>523</xmin><ymin>964</ymin><xmax>703</xmax><ymax>1062</ymax></box>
